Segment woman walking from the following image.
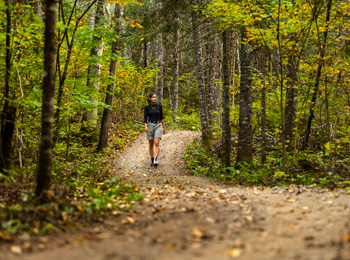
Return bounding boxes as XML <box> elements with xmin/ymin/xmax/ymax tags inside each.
<box><xmin>144</xmin><ymin>93</ymin><xmax>166</xmax><ymax>166</ymax></box>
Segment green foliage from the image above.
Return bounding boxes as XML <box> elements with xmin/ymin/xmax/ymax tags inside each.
<box><xmin>184</xmin><ymin>138</ymin><xmax>350</xmax><ymax>188</ymax></box>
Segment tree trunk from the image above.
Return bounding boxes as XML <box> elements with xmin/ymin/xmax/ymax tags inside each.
<box><xmin>191</xmin><ymin>2</ymin><xmax>210</xmax><ymax>150</ymax></box>
<box><xmin>236</xmin><ymin>27</ymin><xmax>253</xmax><ymax>165</ymax></box>
<box><xmin>36</xmin><ymin>0</ymin><xmax>57</xmax><ymax>199</ymax></box>
<box><xmin>156</xmin><ymin>32</ymin><xmax>164</xmax><ymax>104</ymax></box>
<box><xmin>0</xmin><ymin>0</ymin><xmax>17</xmax><ymax>175</ymax></box>
<box><xmin>303</xmin><ymin>0</ymin><xmax>332</xmax><ymax>149</ymax></box>
<box><xmin>206</xmin><ymin>20</ymin><xmax>217</xmax><ymax>139</ymax></box>
<box><xmin>97</xmin><ymin>4</ymin><xmax>121</xmax><ymax>152</ymax></box>
<box><xmin>285</xmin><ymin>55</ymin><xmax>298</xmax><ymax>151</ymax></box>
<box><xmin>222</xmin><ymin>26</ymin><xmax>232</xmax><ymax>168</ymax></box>
<box><xmin>53</xmin><ymin>0</ymin><xmax>98</xmax><ymax>146</ymax></box>
<box><xmin>82</xmin><ymin>0</ymin><xmax>105</xmax><ymax>131</ymax></box>
<box><xmin>172</xmin><ymin>17</ymin><xmax>180</xmax><ymax>122</ymax></box>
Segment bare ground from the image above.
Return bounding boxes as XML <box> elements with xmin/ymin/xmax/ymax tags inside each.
<box><xmin>2</xmin><ymin>130</ymin><xmax>350</xmax><ymax>260</ymax></box>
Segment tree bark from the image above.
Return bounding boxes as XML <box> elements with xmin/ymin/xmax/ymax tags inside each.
<box><xmin>36</xmin><ymin>0</ymin><xmax>57</xmax><ymax>198</ymax></box>
<box><xmin>191</xmin><ymin>2</ymin><xmax>210</xmax><ymax>150</ymax></box>
<box><xmin>0</xmin><ymin>0</ymin><xmax>17</xmax><ymax>175</ymax></box>
<box><xmin>285</xmin><ymin>55</ymin><xmax>298</xmax><ymax>151</ymax></box>
<box><xmin>97</xmin><ymin>4</ymin><xmax>121</xmax><ymax>152</ymax></box>
<box><xmin>222</xmin><ymin>26</ymin><xmax>232</xmax><ymax>168</ymax></box>
<box><xmin>206</xmin><ymin>20</ymin><xmax>217</xmax><ymax>139</ymax></box>
<box><xmin>156</xmin><ymin>32</ymin><xmax>164</xmax><ymax>104</ymax></box>
<box><xmin>82</xmin><ymin>0</ymin><xmax>105</xmax><ymax>131</ymax></box>
<box><xmin>303</xmin><ymin>0</ymin><xmax>332</xmax><ymax>149</ymax></box>
<box><xmin>236</xmin><ymin>27</ymin><xmax>253</xmax><ymax>165</ymax></box>
<box><xmin>172</xmin><ymin>17</ymin><xmax>180</xmax><ymax>122</ymax></box>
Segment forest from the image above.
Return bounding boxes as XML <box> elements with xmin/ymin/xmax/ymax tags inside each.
<box><xmin>1</xmin><ymin>0</ymin><xmax>350</xmax><ymax>242</ymax></box>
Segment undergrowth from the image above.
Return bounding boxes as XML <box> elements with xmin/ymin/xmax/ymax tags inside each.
<box><xmin>0</xmin><ymin>122</ymin><xmax>144</xmax><ymax>241</ymax></box>
<box><xmin>183</xmin><ymin>138</ymin><xmax>350</xmax><ymax>189</ymax></box>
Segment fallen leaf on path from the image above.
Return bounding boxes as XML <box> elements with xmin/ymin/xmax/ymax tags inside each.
<box><xmin>342</xmin><ymin>234</ymin><xmax>350</xmax><ymax>242</ymax></box>
<box><xmin>166</xmin><ymin>243</ymin><xmax>175</xmax><ymax>251</ymax></box>
<box><xmin>244</xmin><ymin>215</ymin><xmax>253</xmax><ymax>222</ymax></box>
<box><xmin>10</xmin><ymin>245</ymin><xmax>22</xmax><ymax>254</ymax></box>
<box><xmin>205</xmin><ymin>217</ymin><xmax>215</xmax><ymax>223</ymax></box>
<box><xmin>226</xmin><ymin>248</ymin><xmax>242</xmax><ymax>258</ymax></box>
<box><xmin>191</xmin><ymin>228</ymin><xmax>204</xmax><ymax>239</ymax></box>
<box><xmin>76</xmin><ymin>235</ymin><xmax>95</xmax><ymax>243</ymax></box>
<box><xmin>23</xmin><ymin>242</ymin><xmax>32</xmax><ymax>251</ymax></box>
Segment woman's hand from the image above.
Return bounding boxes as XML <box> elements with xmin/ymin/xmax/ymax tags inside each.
<box><xmin>163</xmin><ymin>129</ymin><xmax>166</xmax><ymax>135</ymax></box>
<box><xmin>145</xmin><ymin>126</ymin><xmax>148</xmax><ymax>132</ymax></box>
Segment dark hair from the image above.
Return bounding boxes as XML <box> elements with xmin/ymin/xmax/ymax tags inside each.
<box><xmin>148</xmin><ymin>93</ymin><xmax>157</xmax><ymax>104</ymax></box>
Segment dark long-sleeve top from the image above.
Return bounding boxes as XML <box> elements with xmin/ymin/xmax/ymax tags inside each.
<box><xmin>144</xmin><ymin>104</ymin><xmax>164</xmax><ymax>123</ymax></box>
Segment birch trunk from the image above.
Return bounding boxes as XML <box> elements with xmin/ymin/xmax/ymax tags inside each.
<box><xmin>97</xmin><ymin>4</ymin><xmax>121</xmax><ymax>152</ymax></box>
<box><xmin>222</xmin><ymin>27</ymin><xmax>233</xmax><ymax>168</ymax></box>
<box><xmin>82</xmin><ymin>0</ymin><xmax>105</xmax><ymax>130</ymax></box>
<box><xmin>191</xmin><ymin>3</ymin><xmax>210</xmax><ymax>149</ymax></box>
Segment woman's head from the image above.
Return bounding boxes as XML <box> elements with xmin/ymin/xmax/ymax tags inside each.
<box><xmin>148</xmin><ymin>93</ymin><xmax>157</xmax><ymax>104</ymax></box>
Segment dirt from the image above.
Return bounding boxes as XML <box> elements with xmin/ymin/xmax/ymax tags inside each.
<box><xmin>2</xmin><ymin>130</ymin><xmax>350</xmax><ymax>260</ymax></box>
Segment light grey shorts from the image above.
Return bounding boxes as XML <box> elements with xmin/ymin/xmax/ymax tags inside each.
<box><xmin>147</xmin><ymin>122</ymin><xmax>162</xmax><ymax>140</ymax></box>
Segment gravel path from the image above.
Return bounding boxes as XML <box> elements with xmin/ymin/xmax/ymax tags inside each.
<box><xmin>2</xmin><ymin>130</ymin><xmax>350</xmax><ymax>260</ymax></box>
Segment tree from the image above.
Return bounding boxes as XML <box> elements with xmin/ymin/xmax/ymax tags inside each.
<box><xmin>97</xmin><ymin>4</ymin><xmax>121</xmax><ymax>152</ymax></box>
<box><xmin>222</xmin><ymin>26</ymin><xmax>232</xmax><ymax>168</ymax></box>
<box><xmin>171</xmin><ymin>16</ymin><xmax>180</xmax><ymax>122</ymax></box>
<box><xmin>303</xmin><ymin>0</ymin><xmax>332</xmax><ymax>149</ymax></box>
<box><xmin>81</xmin><ymin>0</ymin><xmax>106</xmax><ymax>132</ymax></box>
<box><xmin>191</xmin><ymin>2</ymin><xmax>211</xmax><ymax>150</ymax></box>
<box><xmin>0</xmin><ymin>0</ymin><xmax>17</xmax><ymax>175</ymax></box>
<box><xmin>36</xmin><ymin>0</ymin><xmax>57</xmax><ymax>199</ymax></box>
<box><xmin>236</xmin><ymin>27</ymin><xmax>253</xmax><ymax>166</ymax></box>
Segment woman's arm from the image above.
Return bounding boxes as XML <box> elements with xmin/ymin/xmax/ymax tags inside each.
<box><xmin>161</xmin><ymin>119</ymin><xmax>166</xmax><ymax>134</ymax></box>
<box><xmin>144</xmin><ymin>106</ymin><xmax>148</xmax><ymax>132</ymax></box>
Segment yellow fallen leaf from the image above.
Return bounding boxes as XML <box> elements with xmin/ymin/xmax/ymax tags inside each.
<box><xmin>191</xmin><ymin>228</ymin><xmax>203</xmax><ymax>238</ymax></box>
<box><xmin>226</xmin><ymin>248</ymin><xmax>242</xmax><ymax>258</ymax></box>
<box><xmin>343</xmin><ymin>234</ymin><xmax>350</xmax><ymax>242</ymax></box>
<box><xmin>127</xmin><ymin>217</ymin><xmax>135</xmax><ymax>224</ymax></box>
<box><xmin>166</xmin><ymin>243</ymin><xmax>175</xmax><ymax>251</ymax></box>
<box><xmin>244</xmin><ymin>215</ymin><xmax>253</xmax><ymax>222</ymax></box>
<box><xmin>10</xmin><ymin>245</ymin><xmax>22</xmax><ymax>254</ymax></box>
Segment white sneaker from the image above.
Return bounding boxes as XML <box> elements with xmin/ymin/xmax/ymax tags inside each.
<box><xmin>154</xmin><ymin>157</ymin><xmax>158</xmax><ymax>166</ymax></box>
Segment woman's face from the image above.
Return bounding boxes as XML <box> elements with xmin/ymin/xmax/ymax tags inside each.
<box><xmin>150</xmin><ymin>95</ymin><xmax>157</xmax><ymax>104</ymax></box>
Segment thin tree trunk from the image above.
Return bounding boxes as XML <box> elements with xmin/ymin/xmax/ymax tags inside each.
<box><xmin>0</xmin><ymin>0</ymin><xmax>17</xmax><ymax>175</ymax></box>
<box><xmin>236</xmin><ymin>27</ymin><xmax>253</xmax><ymax>165</ymax></box>
<box><xmin>303</xmin><ymin>0</ymin><xmax>332</xmax><ymax>149</ymax></box>
<box><xmin>206</xmin><ymin>20</ymin><xmax>217</xmax><ymax>139</ymax></box>
<box><xmin>191</xmin><ymin>2</ymin><xmax>210</xmax><ymax>150</ymax></box>
<box><xmin>261</xmin><ymin>78</ymin><xmax>267</xmax><ymax>164</ymax></box>
<box><xmin>157</xmin><ymin>32</ymin><xmax>164</xmax><ymax>104</ymax></box>
<box><xmin>82</xmin><ymin>0</ymin><xmax>105</xmax><ymax>130</ymax></box>
<box><xmin>53</xmin><ymin>0</ymin><xmax>97</xmax><ymax>146</ymax></box>
<box><xmin>36</xmin><ymin>0</ymin><xmax>57</xmax><ymax>199</ymax></box>
<box><xmin>222</xmin><ymin>26</ymin><xmax>232</xmax><ymax>168</ymax></box>
<box><xmin>285</xmin><ymin>55</ymin><xmax>298</xmax><ymax>151</ymax></box>
<box><xmin>97</xmin><ymin>4</ymin><xmax>121</xmax><ymax>152</ymax></box>
<box><xmin>172</xmin><ymin>17</ymin><xmax>180</xmax><ymax>122</ymax></box>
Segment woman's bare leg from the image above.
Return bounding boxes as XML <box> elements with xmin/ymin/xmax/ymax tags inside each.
<box><xmin>148</xmin><ymin>140</ymin><xmax>154</xmax><ymax>158</ymax></box>
<box><xmin>154</xmin><ymin>138</ymin><xmax>160</xmax><ymax>158</ymax></box>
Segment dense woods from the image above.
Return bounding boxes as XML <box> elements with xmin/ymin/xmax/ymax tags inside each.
<box><xmin>1</xmin><ymin>0</ymin><xmax>350</xmax><ymax>238</ymax></box>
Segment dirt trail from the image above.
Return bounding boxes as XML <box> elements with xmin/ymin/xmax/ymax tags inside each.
<box><xmin>2</xmin><ymin>130</ymin><xmax>350</xmax><ymax>260</ymax></box>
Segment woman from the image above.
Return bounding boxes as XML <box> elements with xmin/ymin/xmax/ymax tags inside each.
<box><xmin>144</xmin><ymin>93</ymin><xmax>166</xmax><ymax>166</ymax></box>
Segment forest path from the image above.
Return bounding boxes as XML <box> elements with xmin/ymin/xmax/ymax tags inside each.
<box><xmin>3</xmin><ymin>130</ymin><xmax>350</xmax><ymax>260</ymax></box>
